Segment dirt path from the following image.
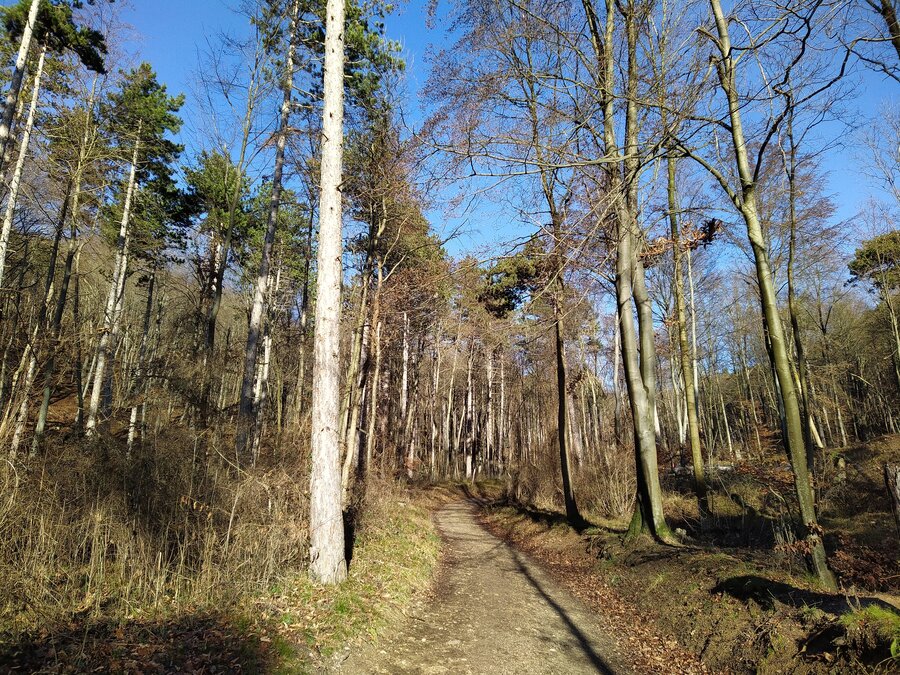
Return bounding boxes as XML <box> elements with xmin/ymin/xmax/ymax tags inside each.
<box><xmin>340</xmin><ymin>502</ymin><xmax>630</xmax><ymax>674</ymax></box>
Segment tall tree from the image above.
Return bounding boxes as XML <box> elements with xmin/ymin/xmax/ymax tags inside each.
<box><xmin>308</xmin><ymin>0</ymin><xmax>348</xmax><ymax>585</ymax></box>
<box><xmin>234</xmin><ymin>0</ymin><xmax>300</xmax><ymax>465</ymax></box>
<box><xmin>694</xmin><ymin>0</ymin><xmax>837</xmax><ymax>587</ymax></box>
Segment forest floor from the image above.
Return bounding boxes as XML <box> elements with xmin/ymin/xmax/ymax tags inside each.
<box><xmin>0</xmin><ymin>479</ymin><xmax>447</xmax><ymax>674</ymax></box>
<box><xmin>477</xmin><ymin>493</ymin><xmax>900</xmax><ymax>674</ymax></box>
<box><xmin>3</xmin><ymin>438</ymin><xmax>899</xmax><ymax>673</ymax></box>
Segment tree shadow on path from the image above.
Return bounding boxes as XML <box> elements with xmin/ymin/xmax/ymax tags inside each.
<box><xmin>507</xmin><ymin>547</ymin><xmax>616</xmax><ymax>674</ymax></box>
<box><xmin>713</xmin><ymin>575</ymin><xmax>898</xmax><ymax>613</ymax></box>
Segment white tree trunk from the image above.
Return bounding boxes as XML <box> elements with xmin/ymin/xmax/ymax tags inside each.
<box><xmin>0</xmin><ymin>45</ymin><xmax>45</xmax><ymax>293</ymax></box>
<box><xmin>85</xmin><ymin>134</ymin><xmax>140</xmax><ymax>437</ymax></box>
<box><xmin>309</xmin><ymin>0</ymin><xmax>348</xmax><ymax>585</ymax></box>
<box><xmin>235</xmin><ymin>2</ymin><xmax>298</xmax><ymax>463</ymax></box>
<box><xmin>0</xmin><ymin>0</ymin><xmax>39</xmax><ymax>173</ymax></box>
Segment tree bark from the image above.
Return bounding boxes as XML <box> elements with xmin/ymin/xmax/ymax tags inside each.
<box><xmin>85</xmin><ymin>129</ymin><xmax>141</xmax><ymax>437</ymax></box>
<box><xmin>0</xmin><ymin>0</ymin><xmax>39</xmax><ymax>177</ymax></box>
<box><xmin>308</xmin><ymin>0</ymin><xmax>348</xmax><ymax>585</ymax></box>
<box><xmin>707</xmin><ymin>0</ymin><xmax>836</xmax><ymax>589</ymax></box>
<box><xmin>235</xmin><ymin>0</ymin><xmax>299</xmax><ymax>465</ymax></box>
<box><xmin>0</xmin><ymin>45</ymin><xmax>45</xmax><ymax>293</ymax></box>
<box><xmin>667</xmin><ymin>152</ymin><xmax>708</xmax><ymax>517</ymax></box>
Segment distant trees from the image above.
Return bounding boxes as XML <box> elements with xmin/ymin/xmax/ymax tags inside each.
<box><xmin>851</xmin><ymin>230</ymin><xmax>900</xmax><ymax>390</ymax></box>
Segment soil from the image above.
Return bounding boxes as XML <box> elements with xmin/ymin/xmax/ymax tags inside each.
<box><xmin>478</xmin><ymin>500</ymin><xmax>900</xmax><ymax>674</ymax></box>
<box><xmin>340</xmin><ymin>502</ymin><xmax>632</xmax><ymax>674</ymax></box>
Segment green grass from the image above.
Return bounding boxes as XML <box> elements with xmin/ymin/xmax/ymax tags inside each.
<box><xmin>840</xmin><ymin>604</ymin><xmax>900</xmax><ymax>642</ymax></box>
<box><xmin>257</xmin><ymin>495</ymin><xmax>442</xmax><ymax>672</ymax></box>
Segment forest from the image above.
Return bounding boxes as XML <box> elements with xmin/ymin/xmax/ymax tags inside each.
<box><xmin>0</xmin><ymin>0</ymin><xmax>898</xmax><ymax>672</ymax></box>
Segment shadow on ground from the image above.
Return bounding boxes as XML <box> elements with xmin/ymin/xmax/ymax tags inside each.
<box><xmin>508</xmin><ymin>547</ymin><xmax>616</xmax><ymax>674</ymax></box>
<box><xmin>714</xmin><ymin>574</ymin><xmax>898</xmax><ymax>613</ymax></box>
<box><xmin>0</xmin><ymin>612</ymin><xmax>275</xmax><ymax>673</ymax></box>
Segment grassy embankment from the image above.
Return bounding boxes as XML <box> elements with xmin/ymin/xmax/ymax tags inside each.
<box><xmin>479</xmin><ymin>436</ymin><xmax>900</xmax><ymax>673</ymax></box>
<box><xmin>0</xmin><ymin>433</ymin><xmax>449</xmax><ymax>673</ymax></box>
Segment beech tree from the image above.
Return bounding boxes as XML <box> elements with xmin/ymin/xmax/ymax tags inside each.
<box><xmin>686</xmin><ymin>0</ymin><xmax>839</xmax><ymax>587</ymax></box>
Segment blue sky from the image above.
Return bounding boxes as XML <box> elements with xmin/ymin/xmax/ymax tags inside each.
<box><xmin>104</xmin><ymin>1</ymin><xmax>897</xmax><ymax>257</ymax></box>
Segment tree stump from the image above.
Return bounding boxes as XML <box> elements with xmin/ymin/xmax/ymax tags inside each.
<box><xmin>885</xmin><ymin>463</ymin><xmax>900</xmax><ymax>540</ymax></box>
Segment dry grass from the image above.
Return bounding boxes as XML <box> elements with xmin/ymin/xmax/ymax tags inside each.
<box><xmin>0</xmin><ymin>428</ymin><xmax>309</xmax><ymax>636</ymax></box>
<box><xmin>249</xmin><ymin>478</ymin><xmax>443</xmax><ymax>669</ymax></box>
<box><xmin>0</xmin><ymin>431</ymin><xmax>448</xmax><ymax>672</ymax></box>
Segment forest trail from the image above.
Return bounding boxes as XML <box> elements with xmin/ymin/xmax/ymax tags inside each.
<box><xmin>340</xmin><ymin>502</ymin><xmax>629</xmax><ymax>674</ymax></box>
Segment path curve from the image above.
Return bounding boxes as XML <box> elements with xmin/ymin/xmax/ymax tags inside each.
<box><xmin>340</xmin><ymin>502</ymin><xmax>630</xmax><ymax>674</ymax></box>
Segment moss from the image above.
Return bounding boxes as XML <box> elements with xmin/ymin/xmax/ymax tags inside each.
<box><xmin>840</xmin><ymin>604</ymin><xmax>900</xmax><ymax>643</ymax></box>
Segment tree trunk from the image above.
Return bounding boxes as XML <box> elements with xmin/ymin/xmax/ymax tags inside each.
<box><xmin>554</xmin><ymin>295</ymin><xmax>580</xmax><ymax>523</ymax></box>
<box><xmin>31</xmin><ymin>78</ymin><xmax>96</xmax><ymax>454</ymax></box>
<box><xmin>872</xmin><ymin>0</ymin><xmax>900</xmax><ymax>62</ymax></box>
<box><xmin>308</xmin><ymin>0</ymin><xmax>348</xmax><ymax>585</ymax></box>
<box><xmin>0</xmin><ymin>0</ymin><xmax>39</xmax><ymax>177</ymax></box>
<box><xmin>235</xmin><ymin>0</ymin><xmax>298</xmax><ymax>465</ymax></box>
<box><xmin>708</xmin><ymin>0</ymin><xmax>836</xmax><ymax>589</ymax></box>
<box><xmin>5</xmin><ymin>207</ymin><xmax>63</xmax><ymax>455</ymax></box>
<box><xmin>127</xmin><ymin>271</ymin><xmax>156</xmax><ymax>457</ymax></box>
<box><xmin>0</xmin><ymin>45</ymin><xmax>45</xmax><ymax>293</ymax></box>
<box><xmin>85</xmin><ymin>130</ymin><xmax>141</xmax><ymax>437</ymax></box>
<box><xmin>667</xmin><ymin>151</ymin><xmax>708</xmax><ymax>517</ymax></box>
<box><xmin>885</xmin><ymin>463</ymin><xmax>900</xmax><ymax>540</ymax></box>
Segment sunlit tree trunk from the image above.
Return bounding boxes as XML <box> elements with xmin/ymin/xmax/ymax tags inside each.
<box><xmin>0</xmin><ymin>0</ymin><xmax>39</xmax><ymax>176</ymax></box>
<box><xmin>308</xmin><ymin>0</ymin><xmax>348</xmax><ymax>585</ymax></box>
<box><xmin>707</xmin><ymin>0</ymin><xmax>836</xmax><ymax>588</ymax></box>
<box><xmin>0</xmin><ymin>45</ymin><xmax>45</xmax><ymax>293</ymax></box>
<box><xmin>85</xmin><ymin>129</ymin><xmax>140</xmax><ymax>438</ymax></box>
<box><xmin>236</xmin><ymin>0</ymin><xmax>298</xmax><ymax>465</ymax></box>
<box><xmin>667</xmin><ymin>152</ymin><xmax>708</xmax><ymax>517</ymax></box>
<box><xmin>127</xmin><ymin>271</ymin><xmax>156</xmax><ymax>457</ymax></box>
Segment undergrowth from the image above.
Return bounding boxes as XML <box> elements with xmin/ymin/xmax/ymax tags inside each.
<box><xmin>0</xmin><ymin>429</ymin><xmax>308</xmax><ymax>635</ymax></box>
<box><xmin>254</xmin><ymin>480</ymin><xmax>443</xmax><ymax>670</ymax></box>
<box><xmin>0</xmin><ymin>429</ymin><xmax>444</xmax><ymax>672</ymax></box>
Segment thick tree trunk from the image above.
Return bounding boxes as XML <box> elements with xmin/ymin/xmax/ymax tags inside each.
<box><xmin>308</xmin><ymin>0</ymin><xmax>348</xmax><ymax>585</ymax></box>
